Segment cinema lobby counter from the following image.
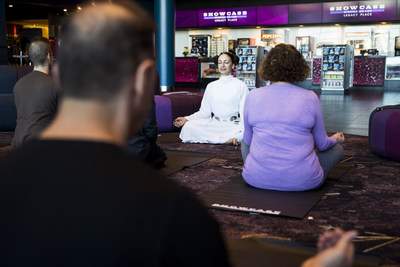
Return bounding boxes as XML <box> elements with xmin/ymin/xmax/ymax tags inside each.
<box><xmin>176</xmin><ymin>56</ymin><xmax>400</xmax><ymax>91</ymax></box>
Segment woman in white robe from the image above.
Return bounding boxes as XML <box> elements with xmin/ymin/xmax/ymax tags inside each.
<box><xmin>174</xmin><ymin>52</ymin><xmax>249</xmax><ymax>145</ymax></box>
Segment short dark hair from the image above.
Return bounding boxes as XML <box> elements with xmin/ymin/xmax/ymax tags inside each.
<box><xmin>213</xmin><ymin>52</ymin><xmax>239</xmax><ymax>65</ymax></box>
<box><xmin>258</xmin><ymin>44</ymin><xmax>310</xmax><ymax>84</ymax></box>
<box><xmin>28</xmin><ymin>36</ymin><xmax>51</xmax><ymax>67</ymax></box>
<box><xmin>57</xmin><ymin>1</ymin><xmax>154</xmax><ymax>102</ymax></box>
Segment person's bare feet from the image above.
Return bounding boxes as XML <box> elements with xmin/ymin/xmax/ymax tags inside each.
<box><xmin>226</xmin><ymin>138</ymin><xmax>238</xmax><ymax>146</ymax></box>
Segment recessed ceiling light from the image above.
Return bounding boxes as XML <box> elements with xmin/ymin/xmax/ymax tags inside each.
<box><xmin>8</xmin><ymin>4</ymin><xmax>13</xmax><ymax>7</ymax></box>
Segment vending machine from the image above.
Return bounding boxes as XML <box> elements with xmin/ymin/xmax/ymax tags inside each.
<box><xmin>321</xmin><ymin>44</ymin><xmax>354</xmax><ymax>93</ymax></box>
<box><xmin>236</xmin><ymin>46</ymin><xmax>265</xmax><ymax>89</ymax></box>
<box><xmin>190</xmin><ymin>35</ymin><xmax>211</xmax><ymax>57</ymax></box>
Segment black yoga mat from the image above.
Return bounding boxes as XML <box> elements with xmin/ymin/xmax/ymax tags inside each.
<box><xmin>160</xmin><ymin>150</ymin><xmax>215</xmax><ymax>176</ymax></box>
<box><xmin>201</xmin><ymin>164</ymin><xmax>352</xmax><ymax>219</ymax></box>
<box><xmin>157</xmin><ymin>133</ymin><xmax>181</xmax><ymax>143</ymax></box>
<box><xmin>226</xmin><ymin>238</ymin><xmax>379</xmax><ymax>267</ymax></box>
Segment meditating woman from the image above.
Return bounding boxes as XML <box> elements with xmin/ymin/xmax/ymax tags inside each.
<box><xmin>241</xmin><ymin>44</ymin><xmax>345</xmax><ymax>191</ymax></box>
<box><xmin>174</xmin><ymin>52</ymin><xmax>248</xmax><ymax>145</ymax></box>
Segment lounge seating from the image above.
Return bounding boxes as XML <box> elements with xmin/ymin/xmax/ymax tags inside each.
<box><xmin>0</xmin><ymin>65</ymin><xmax>33</xmax><ymax>131</ymax></box>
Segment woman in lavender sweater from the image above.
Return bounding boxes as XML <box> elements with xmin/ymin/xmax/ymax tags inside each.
<box><xmin>241</xmin><ymin>44</ymin><xmax>345</xmax><ymax>191</ymax></box>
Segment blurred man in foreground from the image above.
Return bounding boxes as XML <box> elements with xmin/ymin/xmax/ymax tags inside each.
<box><xmin>0</xmin><ymin>1</ymin><xmax>356</xmax><ymax>266</ymax></box>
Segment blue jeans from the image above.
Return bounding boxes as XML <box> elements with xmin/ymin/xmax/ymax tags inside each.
<box><xmin>316</xmin><ymin>143</ymin><xmax>344</xmax><ymax>185</ymax></box>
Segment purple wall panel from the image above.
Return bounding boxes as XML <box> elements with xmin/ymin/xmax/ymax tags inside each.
<box><xmin>312</xmin><ymin>58</ymin><xmax>322</xmax><ymax>85</ymax></box>
<box><xmin>176</xmin><ymin>10</ymin><xmax>198</xmax><ymax>28</ymax></box>
<box><xmin>353</xmin><ymin>57</ymin><xmax>385</xmax><ymax>85</ymax></box>
<box><xmin>289</xmin><ymin>3</ymin><xmax>322</xmax><ymax>24</ymax></box>
<box><xmin>175</xmin><ymin>58</ymin><xmax>198</xmax><ymax>83</ymax></box>
<box><xmin>257</xmin><ymin>5</ymin><xmax>288</xmax><ymax>25</ymax></box>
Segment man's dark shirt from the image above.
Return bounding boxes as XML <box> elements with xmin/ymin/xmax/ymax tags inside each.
<box><xmin>0</xmin><ymin>140</ymin><xmax>230</xmax><ymax>266</ymax></box>
<box><xmin>12</xmin><ymin>71</ymin><xmax>60</xmax><ymax>148</ymax></box>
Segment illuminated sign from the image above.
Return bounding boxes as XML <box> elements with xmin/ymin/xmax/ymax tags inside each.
<box><xmin>198</xmin><ymin>7</ymin><xmax>256</xmax><ymax>27</ymax></box>
<box><xmin>261</xmin><ymin>34</ymin><xmax>282</xmax><ymax>40</ymax></box>
<box><xmin>323</xmin><ymin>0</ymin><xmax>396</xmax><ymax>22</ymax></box>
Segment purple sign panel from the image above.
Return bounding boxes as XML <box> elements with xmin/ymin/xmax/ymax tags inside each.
<box><xmin>358</xmin><ymin>0</ymin><xmax>397</xmax><ymax>21</ymax></box>
<box><xmin>257</xmin><ymin>5</ymin><xmax>289</xmax><ymax>25</ymax></box>
<box><xmin>226</xmin><ymin>7</ymin><xmax>257</xmax><ymax>26</ymax></box>
<box><xmin>198</xmin><ymin>8</ymin><xmax>227</xmax><ymax>27</ymax></box>
<box><xmin>176</xmin><ymin>10</ymin><xmax>198</xmax><ymax>28</ymax></box>
<box><xmin>289</xmin><ymin>3</ymin><xmax>323</xmax><ymax>24</ymax></box>
<box><xmin>323</xmin><ymin>0</ymin><xmax>396</xmax><ymax>23</ymax></box>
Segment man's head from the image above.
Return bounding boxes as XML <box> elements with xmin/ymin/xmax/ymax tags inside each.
<box><xmin>57</xmin><ymin>1</ymin><xmax>155</xmax><ymax>103</ymax></box>
<box><xmin>55</xmin><ymin>1</ymin><xmax>156</xmax><ymax>140</ymax></box>
<box><xmin>28</xmin><ymin>36</ymin><xmax>52</xmax><ymax>68</ymax></box>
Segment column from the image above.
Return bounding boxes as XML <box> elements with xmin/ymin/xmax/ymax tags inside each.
<box><xmin>155</xmin><ymin>0</ymin><xmax>175</xmax><ymax>92</ymax></box>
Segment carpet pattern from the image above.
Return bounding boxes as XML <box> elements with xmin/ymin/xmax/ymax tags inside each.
<box><xmin>1</xmin><ymin>131</ymin><xmax>399</xmax><ymax>265</ymax></box>
<box><xmin>157</xmin><ymin>133</ymin><xmax>400</xmax><ymax>266</ymax></box>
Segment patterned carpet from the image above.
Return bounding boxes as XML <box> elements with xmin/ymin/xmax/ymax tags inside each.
<box><xmin>156</xmin><ymin>132</ymin><xmax>400</xmax><ymax>266</ymax></box>
<box><xmin>1</xmin><ymin>131</ymin><xmax>399</xmax><ymax>265</ymax></box>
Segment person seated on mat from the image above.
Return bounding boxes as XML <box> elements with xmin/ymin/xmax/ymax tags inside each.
<box><xmin>302</xmin><ymin>228</ymin><xmax>357</xmax><ymax>267</ymax></box>
<box><xmin>12</xmin><ymin>36</ymin><xmax>61</xmax><ymax>149</ymax></box>
<box><xmin>126</xmin><ymin>71</ymin><xmax>167</xmax><ymax>169</ymax></box>
<box><xmin>0</xmin><ymin>3</ymin><xmax>356</xmax><ymax>266</ymax></box>
<box><xmin>173</xmin><ymin>52</ymin><xmax>249</xmax><ymax>145</ymax></box>
<box><xmin>241</xmin><ymin>43</ymin><xmax>345</xmax><ymax>191</ymax></box>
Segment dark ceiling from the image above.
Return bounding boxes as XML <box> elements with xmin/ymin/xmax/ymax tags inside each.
<box><xmin>5</xmin><ymin>0</ymin><xmax>354</xmax><ymax>20</ymax></box>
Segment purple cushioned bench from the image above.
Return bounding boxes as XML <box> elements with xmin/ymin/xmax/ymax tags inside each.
<box><xmin>369</xmin><ymin>105</ymin><xmax>400</xmax><ymax>162</ymax></box>
<box><xmin>155</xmin><ymin>92</ymin><xmax>203</xmax><ymax>133</ymax></box>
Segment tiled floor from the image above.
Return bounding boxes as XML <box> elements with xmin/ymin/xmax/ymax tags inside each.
<box><xmin>318</xmin><ymin>89</ymin><xmax>400</xmax><ymax>136</ymax></box>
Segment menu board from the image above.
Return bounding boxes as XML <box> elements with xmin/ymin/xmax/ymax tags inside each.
<box><xmin>176</xmin><ymin>10</ymin><xmax>198</xmax><ymax>28</ymax></box>
<box><xmin>257</xmin><ymin>5</ymin><xmax>288</xmax><ymax>25</ymax></box>
<box><xmin>289</xmin><ymin>3</ymin><xmax>323</xmax><ymax>24</ymax></box>
<box><xmin>197</xmin><ymin>7</ymin><xmax>257</xmax><ymax>27</ymax></box>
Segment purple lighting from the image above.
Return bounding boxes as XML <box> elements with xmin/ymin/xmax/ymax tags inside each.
<box><xmin>257</xmin><ymin>5</ymin><xmax>288</xmax><ymax>25</ymax></box>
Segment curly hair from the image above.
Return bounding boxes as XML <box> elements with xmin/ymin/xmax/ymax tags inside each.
<box><xmin>213</xmin><ymin>52</ymin><xmax>239</xmax><ymax>66</ymax></box>
<box><xmin>258</xmin><ymin>44</ymin><xmax>310</xmax><ymax>84</ymax></box>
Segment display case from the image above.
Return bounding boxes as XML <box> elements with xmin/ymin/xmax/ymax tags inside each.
<box><xmin>199</xmin><ymin>57</ymin><xmax>220</xmax><ymax>79</ymax></box>
<box><xmin>210</xmin><ymin>34</ymin><xmax>228</xmax><ymax>57</ymax></box>
<box><xmin>236</xmin><ymin>45</ymin><xmax>265</xmax><ymax>89</ymax></box>
<box><xmin>321</xmin><ymin>44</ymin><xmax>354</xmax><ymax>93</ymax></box>
<box><xmin>385</xmin><ymin>57</ymin><xmax>400</xmax><ymax>80</ymax></box>
<box><xmin>190</xmin><ymin>35</ymin><xmax>211</xmax><ymax>57</ymax></box>
<box><xmin>296</xmin><ymin>36</ymin><xmax>314</xmax><ymax>59</ymax></box>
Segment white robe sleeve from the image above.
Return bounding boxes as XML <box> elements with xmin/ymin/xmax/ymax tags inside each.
<box><xmin>233</xmin><ymin>83</ymin><xmax>249</xmax><ymax>142</ymax></box>
<box><xmin>184</xmin><ymin>84</ymin><xmax>213</xmax><ymax>121</ymax></box>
